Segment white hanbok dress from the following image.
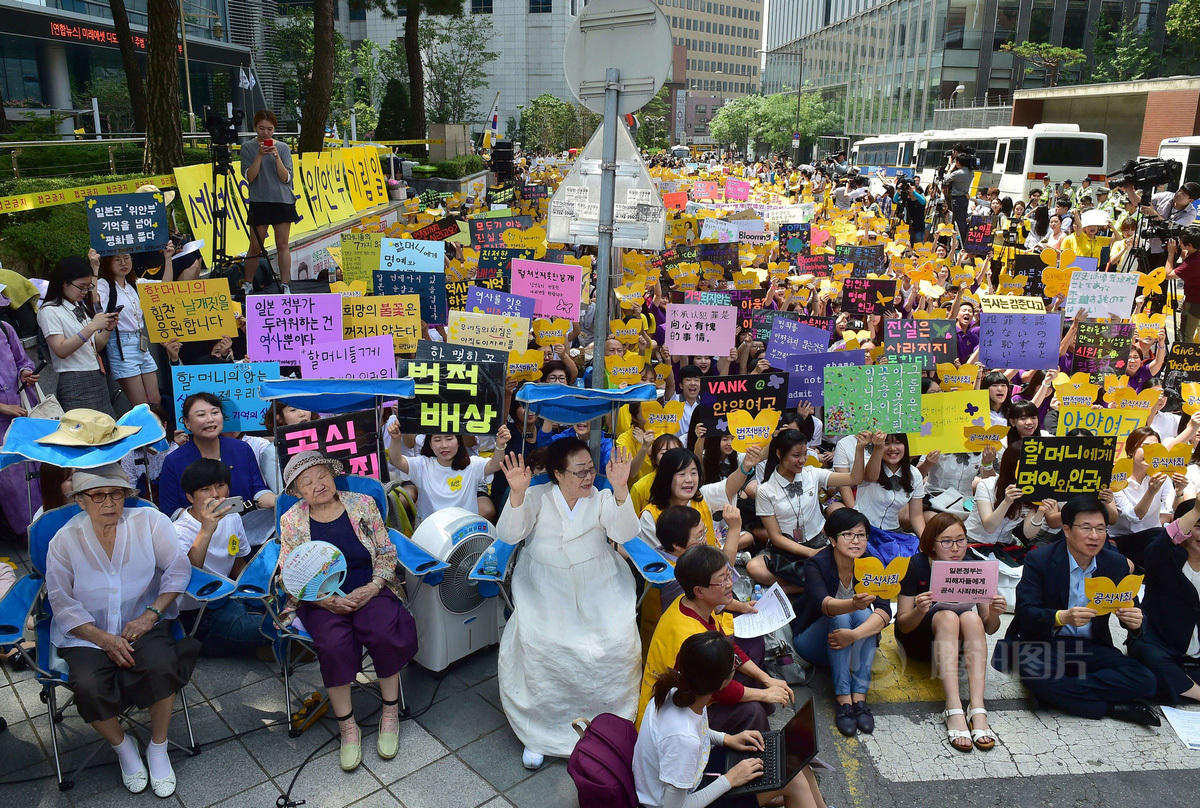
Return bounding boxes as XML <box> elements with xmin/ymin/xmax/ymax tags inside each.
<box><xmin>496</xmin><ymin>481</ymin><xmax>641</xmax><ymax>756</ymax></box>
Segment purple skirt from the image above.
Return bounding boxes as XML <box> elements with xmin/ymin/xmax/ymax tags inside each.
<box><xmin>296</xmin><ymin>589</ymin><xmax>417</xmax><ymax>688</ymax></box>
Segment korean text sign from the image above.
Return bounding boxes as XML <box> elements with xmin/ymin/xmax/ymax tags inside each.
<box><xmin>840</xmin><ymin>277</ymin><xmax>897</xmax><ymax>315</ymax></box>
<box><xmin>338</xmin><ymin>231</ymin><xmax>381</xmax><ymax>287</ymax></box>
<box><xmin>510</xmin><ymin>259</ymin><xmax>583</xmax><ymax>321</ymax></box>
<box><xmin>699</xmin><ymin>373</ymin><xmax>789</xmax><ymax>429</ymax></box>
<box><xmin>882</xmin><ymin>318</ymin><xmax>956</xmax><ymax>369</ymax></box>
<box><xmin>394</xmin><ymin>360</ymin><xmax>504</xmax><ymax>435</ymax></box>
<box><xmin>465</xmin><ymin>287</ymin><xmax>536</xmax><ymax>319</ymax></box>
<box><xmin>930</xmin><ymin>561</ymin><xmax>999</xmax><ymax>604</ymax></box>
<box><xmin>342</xmin><ymin>295</ymin><xmax>421</xmax><ymax>353</ymax></box>
<box><xmin>373</xmin><ymin>268</ymin><xmax>448</xmax><ymax>325</ymax></box>
<box><xmin>1072</xmin><ymin>320</ymin><xmax>1134</xmax><ymax>382</ymax></box>
<box><xmin>86</xmin><ymin>192</ymin><xmax>168</xmax><ymax>254</ymax></box>
<box><xmin>140</xmin><ymin>279</ymin><xmax>237</xmax><ymax>344</ymax></box>
<box><xmin>414</xmin><ymin>340</ymin><xmax>509</xmax><ymax>365</ymax></box>
<box><xmin>246</xmin><ymin>294</ymin><xmax>342</xmax><ymax>364</ymax></box>
<box><xmin>1015</xmin><ymin>436</ymin><xmax>1117</xmax><ymax>502</ymax></box>
<box><xmin>766</xmin><ymin>320</ymin><xmax>831</xmax><ymax>367</ymax></box>
<box><xmin>300</xmin><ymin>335</ymin><xmax>397</xmax><ymax>380</ymax></box>
<box><xmin>275</xmin><ymin>411</ymin><xmax>381</xmax><ymax>480</ymax></box>
<box><xmin>171</xmin><ymin>362</ymin><xmax>279</xmax><ymax>432</ymax></box>
<box><xmin>665</xmin><ymin>304</ymin><xmax>737</xmax><ymax>355</ymax></box>
<box><xmin>824</xmin><ymin>363</ymin><xmax>922</xmax><ymax>434</ymax></box>
<box><xmin>378</xmin><ymin>238</ymin><xmax>444</xmax><ymax>273</ymax></box>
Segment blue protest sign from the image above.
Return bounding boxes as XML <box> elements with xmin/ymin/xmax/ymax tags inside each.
<box><xmin>785</xmin><ymin>350</ymin><xmax>866</xmax><ymax>406</ymax></box>
<box><xmin>378</xmin><ymin>238</ymin><xmax>444</xmax><ymax>272</ymax></box>
<box><xmin>979</xmin><ymin>312</ymin><xmax>1062</xmax><ymax>370</ymax></box>
<box><xmin>465</xmin><ymin>286</ymin><xmax>536</xmax><ymax>319</ymax></box>
<box><xmin>85</xmin><ymin>192</ymin><xmax>168</xmax><ymax>255</ymax></box>
<box><xmin>374</xmin><ymin>268</ymin><xmax>448</xmax><ymax>325</ymax></box>
<box><xmin>765</xmin><ymin>320</ymin><xmax>832</xmax><ymax>367</ymax></box>
<box><xmin>172</xmin><ymin>362</ymin><xmax>280</xmax><ymax>432</ymax></box>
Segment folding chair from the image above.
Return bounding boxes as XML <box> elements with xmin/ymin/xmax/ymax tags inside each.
<box><xmin>234</xmin><ymin>474</ymin><xmax>448</xmax><ymax>736</ymax></box>
<box><xmin>0</xmin><ymin>499</ymin><xmax>235</xmax><ymax>790</ymax></box>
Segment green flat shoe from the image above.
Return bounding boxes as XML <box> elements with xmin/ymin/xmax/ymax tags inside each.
<box><xmin>378</xmin><ymin>697</ymin><xmax>400</xmax><ymax>760</ymax></box>
<box><xmin>335</xmin><ymin>712</ymin><xmax>362</xmax><ymax>772</ymax></box>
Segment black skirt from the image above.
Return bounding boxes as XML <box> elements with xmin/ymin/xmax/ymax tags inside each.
<box><xmin>248</xmin><ymin>200</ymin><xmax>299</xmax><ymax>226</ymax></box>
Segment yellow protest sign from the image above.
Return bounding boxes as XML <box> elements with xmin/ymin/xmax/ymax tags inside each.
<box><xmin>139</xmin><ymin>279</ymin><xmax>237</xmax><ymax>343</ymax></box>
<box><xmin>1102</xmin><ymin>386</ymin><xmax>1159</xmax><ymax>410</ymax></box>
<box><xmin>642</xmin><ymin>399</ymin><xmax>685</xmax><ymax>436</ymax></box>
<box><xmin>979</xmin><ymin>295</ymin><xmax>1044</xmax><ymax>313</ymax></box>
<box><xmin>171</xmin><ymin>163</ymin><xmax>269</xmax><ymax>268</ymax></box>
<box><xmin>1183</xmin><ymin>382</ymin><xmax>1200</xmax><ymax>415</ymax></box>
<box><xmin>1052</xmin><ymin>372</ymin><xmax>1100</xmax><ymax>407</ymax></box>
<box><xmin>507</xmin><ymin>349</ymin><xmax>544</xmax><ymax>382</ymax></box>
<box><xmin>727</xmin><ymin>408</ymin><xmax>780</xmax><ymax>452</ymax></box>
<box><xmin>338</xmin><ymin>231</ymin><xmax>382</xmax><ymax>287</ymax></box>
<box><xmin>962</xmin><ymin>425</ymin><xmax>1008</xmax><ymax>453</ymax></box>
<box><xmin>447</xmin><ymin>311</ymin><xmax>530</xmax><ymax>352</ymax></box>
<box><xmin>1085</xmin><ymin>574</ymin><xmax>1143</xmax><ymax>615</ymax></box>
<box><xmin>936</xmin><ymin>363</ymin><xmax>979</xmax><ymax>392</ymax></box>
<box><xmin>854</xmin><ymin>556</ymin><xmax>909</xmax><ymax>600</ymax></box>
<box><xmin>342</xmin><ymin>294</ymin><xmax>420</xmax><ymax>353</ymax></box>
<box><xmin>316</xmin><ymin>150</ymin><xmax>355</xmax><ymax>223</ymax></box>
<box><xmin>907</xmin><ymin>390</ymin><xmax>989</xmax><ymax>455</ymax></box>
<box><xmin>531</xmin><ymin>317</ymin><xmax>571</xmax><ymax>347</ymax></box>
<box><xmin>610</xmin><ymin>318</ymin><xmax>643</xmax><ymax>346</ymax></box>
<box><xmin>338</xmin><ymin>147</ymin><xmax>370</xmax><ymax>211</ymax></box>
<box><xmin>297</xmin><ymin>153</ymin><xmax>332</xmax><ymax>228</ymax></box>
<box><xmin>1109</xmin><ymin>457</ymin><xmax>1133</xmax><ymax>492</ymax></box>
<box><xmin>1131</xmin><ymin>312</ymin><xmax>1166</xmax><ymax>341</ymax></box>
<box><xmin>1054</xmin><ymin>406</ymin><xmax>1147</xmax><ymax>441</ymax></box>
<box><xmin>605</xmin><ymin>352</ymin><xmax>644</xmax><ymax>387</ymax></box>
<box><xmin>1142</xmin><ymin>443</ymin><xmax>1190</xmax><ymax>475</ymax></box>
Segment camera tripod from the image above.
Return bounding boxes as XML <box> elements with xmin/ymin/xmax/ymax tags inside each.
<box><xmin>209</xmin><ymin>138</ymin><xmax>279</xmax><ymax>295</ymax></box>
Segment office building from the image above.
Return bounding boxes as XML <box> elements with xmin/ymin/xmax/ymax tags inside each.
<box><xmin>656</xmin><ymin>0</ymin><xmax>763</xmax><ymax>95</ymax></box>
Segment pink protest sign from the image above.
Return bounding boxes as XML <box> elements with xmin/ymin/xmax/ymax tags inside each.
<box><xmin>930</xmin><ymin>560</ymin><xmax>999</xmax><ymax>604</ymax></box>
<box><xmin>300</xmin><ymin>335</ymin><xmax>397</xmax><ymax>380</ymax></box>
<box><xmin>246</xmin><ymin>293</ymin><xmax>343</xmax><ymax>365</ymax></box>
<box><xmin>811</xmin><ymin>228</ymin><xmax>831</xmax><ymax>247</ymax></box>
<box><xmin>510</xmin><ymin>259</ymin><xmax>583</xmax><ymax>321</ymax></box>
<box><xmin>691</xmin><ymin>180</ymin><xmax>720</xmax><ymax>200</ymax></box>
<box><xmin>725</xmin><ymin>178</ymin><xmax>750</xmax><ymax>201</ymax></box>
<box><xmin>665</xmin><ymin>303</ymin><xmax>738</xmax><ymax>355</ymax></box>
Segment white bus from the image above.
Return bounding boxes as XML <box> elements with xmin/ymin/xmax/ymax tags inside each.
<box><xmin>850</xmin><ymin>133</ymin><xmax>922</xmax><ymax>178</ymax></box>
<box><xmin>1157</xmin><ymin>137</ymin><xmax>1200</xmax><ymax>190</ymax></box>
<box><xmin>912</xmin><ymin>123</ymin><xmax>1107</xmax><ymax>200</ymax></box>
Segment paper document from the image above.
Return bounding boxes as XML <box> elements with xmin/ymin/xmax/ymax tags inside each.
<box><xmin>1161</xmin><ymin>706</ymin><xmax>1200</xmax><ymax>751</ymax></box>
<box><xmin>733</xmin><ymin>582</ymin><xmax>796</xmax><ymax>638</ymax></box>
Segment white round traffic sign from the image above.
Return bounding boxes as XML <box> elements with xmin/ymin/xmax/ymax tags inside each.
<box><xmin>563</xmin><ymin>0</ymin><xmax>673</xmax><ymax>116</ymax></box>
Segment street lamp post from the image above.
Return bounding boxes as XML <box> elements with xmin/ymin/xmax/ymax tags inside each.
<box><xmin>179</xmin><ymin>1</ymin><xmax>196</xmax><ymax>132</ymax></box>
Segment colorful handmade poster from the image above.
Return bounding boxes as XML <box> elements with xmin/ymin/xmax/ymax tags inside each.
<box><xmin>906</xmin><ymin>390</ymin><xmax>990</xmax><ymax>455</ymax></box>
<box><xmin>245</xmin><ymin>293</ymin><xmax>342</xmax><ymax>364</ymax></box>
<box><xmin>171</xmin><ymin>362</ymin><xmax>279</xmax><ymax>432</ymax></box>
<box><xmin>510</xmin><ymin>259</ymin><xmax>583</xmax><ymax>321</ymax></box>
<box><xmin>140</xmin><ymin>279</ymin><xmax>238</xmax><ymax>344</ymax></box>
<box><xmin>823</xmin><ymin>363</ymin><xmax>922</xmax><ymax>434</ymax></box>
<box><xmin>665</xmin><ymin>304</ymin><xmax>738</xmax><ymax>355</ymax></box>
<box><xmin>299</xmin><ymin>335</ymin><xmax>397</xmax><ymax>380</ymax></box>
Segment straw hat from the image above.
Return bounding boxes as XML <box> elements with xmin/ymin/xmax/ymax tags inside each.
<box><xmin>69</xmin><ymin>463</ymin><xmax>133</xmax><ymax>497</ymax></box>
<box><xmin>282</xmin><ymin>451</ymin><xmax>344</xmax><ymax>492</ymax></box>
<box><xmin>136</xmin><ymin>183</ymin><xmax>177</xmax><ymax>208</ymax></box>
<box><xmin>36</xmin><ymin>409</ymin><xmax>141</xmax><ymax>447</ymax></box>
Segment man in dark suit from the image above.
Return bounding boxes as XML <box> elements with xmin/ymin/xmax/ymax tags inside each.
<box><xmin>1129</xmin><ymin>498</ymin><xmax>1200</xmax><ymax>704</ymax></box>
<box><xmin>992</xmin><ymin>495</ymin><xmax>1159</xmax><ymax>725</ymax></box>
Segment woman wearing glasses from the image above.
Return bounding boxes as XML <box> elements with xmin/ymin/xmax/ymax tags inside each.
<box><xmin>36</xmin><ymin>256</ymin><xmax>119</xmax><ymax>414</ymax></box>
<box><xmin>44</xmin><ymin>464</ymin><xmax>195</xmax><ymax>797</ymax></box>
<box><xmin>495</xmin><ymin>437</ymin><xmax>639</xmax><ymax>771</ymax></box>
<box><xmin>792</xmin><ymin>508</ymin><xmax>893</xmax><ymax>737</ymax></box>
<box><xmin>895</xmin><ymin>513</ymin><xmax>1006</xmax><ymax>752</ymax></box>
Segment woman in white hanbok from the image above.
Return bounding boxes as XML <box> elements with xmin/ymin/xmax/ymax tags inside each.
<box><xmin>496</xmin><ymin>437</ymin><xmax>641</xmax><ymax>769</ymax></box>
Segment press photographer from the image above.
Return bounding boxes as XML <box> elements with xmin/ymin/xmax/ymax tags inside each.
<box><xmin>942</xmin><ymin>151</ymin><xmax>973</xmax><ymax>246</ymax></box>
<box><xmin>892</xmin><ymin>178</ymin><xmax>928</xmax><ymax>243</ymax></box>
<box><xmin>1166</xmin><ymin>227</ymin><xmax>1200</xmax><ymax>342</ymax></box>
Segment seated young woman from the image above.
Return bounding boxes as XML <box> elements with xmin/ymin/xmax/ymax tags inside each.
<box><xmin>634</xmin><ymin>631</ymin><xmax>830</xmax><ymax>808</ymax></box>
<box><xmin>895</xmin><ymin>513</ymin><xmax>1007</xmax><ymax>752</ymax></box>
<box><xmin>387</xmin><ymin>429</ymin><xmax>510</xmax><ymax>523</ymax></box>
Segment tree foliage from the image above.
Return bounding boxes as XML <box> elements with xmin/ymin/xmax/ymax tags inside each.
<box><xmin>266</xmin><ymin>11</ymin><xmax>354</xmax><ymax>130</ymax></box>
<box><xmin>1001</xmin><ymin>40</ymin><xmax>1086</xmax><ymax>87</ymax></box>
<box><xmin>519</xmin><ymin>94</ymin><xmax>601</xmax><ymax>154</ymax></box>
<box><xmin>420</xmin><ymin>14</ymin><xmax>498</xmax><ymax>124</ymax></box>
<box><xmin>1167</xmin><ymin>0</ymin><xmax>1200</xmax><ymax>46</ymax></box>
<box><xmin>1089</xmin><ymin>18</ymin><xmax>1160</xmax><ymax>83</ymax></box>
<box><xmin>708</xmin><ymin>95</ymin><xmax>761</xmax><ymax>153</ymax></box>
<box><xmin>376</xmin><ymin>78</ymin><xmax>411</xmax><ymax>141</ymax></box>
<box><xmin>634</xmin><ymin>86</ymin><xmax>671</xmax><ymax>151</ymax></box>
<box><xmin>709</xmin><ymin>91</ymin><xmax>842</xmax><ymax>156</ymax></box>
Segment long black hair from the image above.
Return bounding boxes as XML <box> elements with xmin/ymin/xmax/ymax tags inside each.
<box><xmin>44</xmin><ymin>256</ymin><xmax>96</xmax><ymax>311</ymax></box>
<box><xmin>648</xmin><ymin>448</ymin><xmax>702</xmax><ymax>509</ymax></box>
<box><xmin>651</xmin><ymin>631</ymin><xmax>736</xmax><ymax>710</ymax></box>
<box><xmin>764</xmin><ymin>428</ymin><xmax>811</xmax><ymax>479</ymax></box>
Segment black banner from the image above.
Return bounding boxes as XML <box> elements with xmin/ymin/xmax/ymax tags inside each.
<box><xmin>411</xmin><ymin>216</ymin><xmax>460</xmax><ymax>241</ymax></box>
<box><xmin>468</xmin><ymin>215</ymin><xmax>533</xmax><ymax>247</ymax></box>
<box><xmin>414</xmin><ymin>340</ymin><xmax>509</xmax><ymax>365</ymax></box>
<box><xmin>1015</xmin><ymin>436</ymin><xmax>1117</xmax><ymax>502</ymax></box>
<box><xmin>275</xmin><ymin>411</ymin><xmax>381</xmax><ymax>480</ymax></box>
<box><xmin>698</xmin><ymin>372</ymin><xmax>790</xmax><ymax>431</ymax></box>
<box><xmin>395</xmin><ymin>360</ymin><xmax>505</xmax><ymax>435</ymax></box>
<box><xmin>1165</xmin><ymin>342</ymin><xmax>1200</xmax><ymax>393</ymax></box>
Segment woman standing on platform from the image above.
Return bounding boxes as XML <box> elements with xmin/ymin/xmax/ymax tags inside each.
<box><xmin>241</xmin><ymin>110</ymin><xmax>297</xmax><ymax>295</ymax></box>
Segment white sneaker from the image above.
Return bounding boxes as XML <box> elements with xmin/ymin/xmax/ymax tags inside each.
<box><xmin>521</xmin><ymin>747</ymin><xmax>545</xmax><ymax>770</ymax></box>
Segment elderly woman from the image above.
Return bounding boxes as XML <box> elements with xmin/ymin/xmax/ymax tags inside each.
<box><xmin>496</xmin><ymin>438</ymin><xmax>638</xmax><ymax>769</ymax></box>
<box><xmin>45</xmin><ymin>464</ymin><xmax>195</xmax><ymax>798</ymax></box>
<box><xmin>277</xmin><ymin>451</ymin><xmax>418</xmax><ymax>773</ymax></box>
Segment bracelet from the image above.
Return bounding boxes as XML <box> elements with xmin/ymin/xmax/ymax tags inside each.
<box><xmin>145</xmin><ymin>605</ymin><xmax>163</xmax><ymax>621</ymax></box>
<box><xmin>1053</xmin><ymin>610</ymin><xmax>1064</xmax><ymax>627</ymax></box>
<box><xmin>76</xmin><ymin>329</ymin><xmax>90</xmax><ymax>343</ymax></box>
<box><xmin>741</xmin><ymin>464</ymin><xmax>754</xmax><ymax>475</ymax></box>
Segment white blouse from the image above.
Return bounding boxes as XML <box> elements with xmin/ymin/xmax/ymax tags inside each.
<box><xmin>854</xmin><ymin>465</ymin><xmax>926</xmax><ymax>531</ymax></box>
<box><xmin>46</xmin><ymin>507</ymin><xmax>191</xmax><ymax>649</ymax></box>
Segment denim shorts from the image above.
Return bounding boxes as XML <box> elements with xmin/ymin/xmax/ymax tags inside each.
<box><xmin>106</xmin><ymin>330</ymin><xmax>158</xmax><ymax>379</ymax></box>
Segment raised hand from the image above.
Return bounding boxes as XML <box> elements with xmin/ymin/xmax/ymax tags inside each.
<box><xmin>606</xmin><ymin>445</ymin><xmax>633</xmax><ymax>490</ymax></box>
<box><xmin>501</xmin><ymin>452</ymin><xmax>532</xmax><ymax>500</ymax></box>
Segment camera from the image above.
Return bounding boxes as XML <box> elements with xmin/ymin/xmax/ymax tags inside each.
<box><xmin>1146</xmin><ymin>220</ymin><xmax>1192</xmax><ymax>242</ymax></box>
<box><xmin>1107</xmin><ymin>157</ymin><xmax>1180</xmax><ymax>196</ymax></box>
<box><xmin>205</xmin><ymin>110</ymin><xmax>244</xmax><ymax>147</ymax></box>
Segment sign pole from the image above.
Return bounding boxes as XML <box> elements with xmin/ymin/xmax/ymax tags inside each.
<box><xmin>589</xmin><ymin>67</ymin><xmax>621</xmax><ymax>463</ymax></box>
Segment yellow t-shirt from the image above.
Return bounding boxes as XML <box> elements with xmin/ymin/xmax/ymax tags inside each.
<box><xmin>637</xmin><ymin>595</ymin><xmax>736</xmax><ymax>726</ymax></box>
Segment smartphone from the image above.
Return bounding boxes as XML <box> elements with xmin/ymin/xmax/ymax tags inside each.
<box><xmin>218</xmin><ymin>496</ymin><xmax>244</xmax><ymax>513</ymax></box>
<box><xmin>263</xmin><ymin>138</ymin><xmax>274</xmax><ymax>149</ymax></box>
<box><xmin>113</xmin><ymin>305</ymin><xmax>125</xmax><ymax>313</ymax></box>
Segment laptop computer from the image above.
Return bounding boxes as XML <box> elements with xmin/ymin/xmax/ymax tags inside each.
<box><xmin>724</xmin><ymin>694</ymin><xmax>819</xmax><ymax>796</ymax></box>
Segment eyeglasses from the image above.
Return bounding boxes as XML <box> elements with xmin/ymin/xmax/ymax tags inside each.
<box><xmin>563</xmin><ymin>467</ymin><xmax>597</xmax><ymax>480</ymax></box>
<box><xmin>705</xmin><ymin>573</ymin><xmax>734</xmax><ymax>589</ymax></box>
<box><xmin>837</xmin><ymin>531</ymin><xmax>868</xmax><ymax>542</ymax></box>
<box><xmin>936</xmin><ymin>538</ymin><xmax>969</xmax><ymax>548</ymax></box>
<box><xmin>81</xmin><ymin>490</ymin><xmax>125</xmax><ymax>504</ymax></box>
<box><xmin>1070</xmin><ymin>524</ymin><xmax>1107</xmax><ymax>535</ymax></box>
<box><xmin>71</xmin><ymin>282</ymin><xmax>96</xmax><ymax>292</ymax></box>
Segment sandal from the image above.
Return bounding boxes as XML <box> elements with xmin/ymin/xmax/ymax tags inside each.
<box><xmin>941</xmin><ymin>708</ymin><xmax>973</xmax><ymax>753</ymax></box>
<box><xmin>377</xmin><ymin>698</ymin><xmax>400</xmax><ymax>760</ymax></box>
<box><xmin>334</xmin><ymin>711</ymin><xmax>362</xmax><ymax>771</ymax></box>
<box><xmin>967</xmin><ymin>706</ymin><xmax>997</xmax><ymax>751</ymax></box>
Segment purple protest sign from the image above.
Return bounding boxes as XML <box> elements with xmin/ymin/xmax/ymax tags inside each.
<box><xmin>765</xmin><ymin>320</ymin><xmax>832</xmax><ymax>367</ymax></box>
<box><xmin>930</xmin><ymin>560</ymin><xmax>999</xmax><ymax>604</ymax></box>
<box><xmin>979</xmin><ymin>312</ymin><xmax>1062</xmax><ymax>370</ymax></box>
<box><xmin>465</xmin><ymin>286</ymin><xmax>536</xmax><ymax>319</ymax></box>
<box><xmin>510</xmin><ymin>258</ymin><xmax>583</xmax><ymax>321</ymax></box>
<box><xmin>665</xmin><ymin>304</ymin><xmax>738</xmax><ymax>355</ymax></box>
<box><xmin>785</xmin><ymin>350</ymin><xmax>866</xmax><ymax>406</ymax></box>
<box><xmin>246</xmin><ymin>293</ymin><xmax>343</xmax><ymax>365</ymax></box>
<box><xmin>299</xmin><ymin>335</ymin><xmax>397</xmax><ymax>380</ymax></box>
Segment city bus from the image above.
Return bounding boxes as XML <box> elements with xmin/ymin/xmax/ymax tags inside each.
<box><xmin>1158</xmin><ymin>137</ymin><xmax>1200</xmax><ymax>190</ymax></box>
<box><xmin>912</xmin><ymin>123</ymin><xmax>1108</xmax><ymax>200</ymax></box>
<box><xmin>850</xmin><ymin>133</ymin><xmax>922</xmax><ymax>178</ymax></box>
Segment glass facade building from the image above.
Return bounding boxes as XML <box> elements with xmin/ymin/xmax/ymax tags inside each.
<box><xmin>762</xmin><ymin>0</ymin><xmax>1170</xmax><ymax>137</ymax></box>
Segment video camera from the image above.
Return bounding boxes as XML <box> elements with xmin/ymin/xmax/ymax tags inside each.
<box><xmin>206</xmin><ymin>110</ymin><xmax>244</xmax><ymax>147</ymax></box>
<box><xmin>1145</xmin><ymin>220</ymin><xmax>1195</xmax><ymax>243</ymax></box>
<box><xmin>1107</xmin><ymin>157</ymin><xmax>1181</xmax><ymax>199</ymax></box>
<box><xmin>945</xmin><ymin>144</ymin><xmax>977</xmax><ymax>170</ymax></box>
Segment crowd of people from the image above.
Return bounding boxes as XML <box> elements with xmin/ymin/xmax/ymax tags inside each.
<box><xmin>4</xmin><ymin>121</ymin><xmax>1200</xmax><ymax>806</ymax></box>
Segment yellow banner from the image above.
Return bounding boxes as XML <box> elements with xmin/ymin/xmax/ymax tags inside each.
<box><xmin>139</xmin><ymin>279</ymin><xmax>237</xmax><ymax>343</ymax></box>
<box><xmin>338</xmin><ymin>231</ymin><xmax>382</xmax><ymax>287</ymax></box>
<box><xmin>298</xmin><ymin>153</ymin><xmax>331</xmax><ymax>229</ymax></box>
<box><xmin>447</xmin><ymin>311</ymin><xmax>530</xmax><ymax>352</ymax></box>
<box><xmin>342</xmin><ymin>294</ymin><xmax>421</xmax><ymax>353</ymax></box>
<box><xmin>0</xmin><ymin>174</ymin><xmax>175</xmax><ymax>214</ymax></box>
<box><xmin>316</xmin><ymin>151</ymin><xmax>355</xmax><ymax>223</ymax></box>
<box><xmin>339</xmin><ymin>147</ymin><xmax>371</xmax><ymax>211</ymax></box>
<box><xmin>171</xmin><ymin>163</ymin><xmax>261</xmax><ymax>267</ymax></box>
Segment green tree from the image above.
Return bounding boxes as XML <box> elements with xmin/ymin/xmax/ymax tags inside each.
<box><xmin>518</xmin><ymin>94</ymin><xmax>598</xmax><ymax>153</ymax></box>
<box><xmin>1089</xmin><ymin>18</ymin><xmax>1160</xmax><ymax>83</ymax></box>
<box><xmin>74</xmin><ymin>73</ymin><xmax>136</xmax><ymax>133</ymax></box>
<box><xmin>420</xmin><ymin>13</ymin><xmax>498</xmax><ymax>124</ymax></box>
<box><xmin>634</xmin><ymin>86</ymin><xmax>671</xmax><ymax>151</ymax></box>
<box><xmin>266</xmin><ymin>11</ymin><xmax>354</xmax><ymax>131</ymax></box>
<box><xmin>1000</xmin><ymin>40</ymin><xmax>1087</xmax><ymax>87</ymax></box>
<box><xmin>376</xmin><ymin>78</ymin><xmax>410</xmax><ymax>140</ymax></box>
<box><xmin>751</xmin><ymin>91</ymin><xmax>842</xmax><ymax>155</ymax></box>
<box><xmin>143</xmin><ymin>0</ymin><xmax>183</xmax><ymax>172</ymax></box>
<box><xmin>1167</xmin><ymin>0</ymin><xmax>1200</xmax><ymax>46</ymax></box>
<box><xmin>709</xmin><ymin>95</ymin><xmax>763</xmax><ymax>152</ymax></box>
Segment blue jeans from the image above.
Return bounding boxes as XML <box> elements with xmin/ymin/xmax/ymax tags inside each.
<box><xmin>793</xmin><ymin>609</ymin><xmax>878</xmax><ymax>696</ymax></box>
<box><xmin>182</xmin><ymin>598</ymin><xmax>268</xmax><ymax>658</ymax></box>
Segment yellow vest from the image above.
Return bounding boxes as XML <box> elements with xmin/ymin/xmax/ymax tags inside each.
<box><xmin>637</xmin><ymin>596</ymin><xmax>735</xmax><ymax>726</ymax></box>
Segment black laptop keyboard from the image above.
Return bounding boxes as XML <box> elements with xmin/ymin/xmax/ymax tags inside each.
<box><xmin>758</xmin><ymin>732</ymin><xmax>780</xmax><ymax>780</ymax></box>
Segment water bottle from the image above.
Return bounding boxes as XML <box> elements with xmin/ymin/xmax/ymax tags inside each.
<box><xmin>752</xmin><ymin>584</ymin><xmax>763</xmax><ymax>603</ymax></box>
<box><xmin>732</xmin><ymin>575</ymin><xmax>753</xmax><ymax>603</ymax></box>
<box><xmin>480</xmin><ymin>545</ymin><xmax>499</xmax><ymax>577</ymax></box>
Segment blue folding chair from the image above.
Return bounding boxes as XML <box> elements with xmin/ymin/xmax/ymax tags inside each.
<box><xmin>0</xmin><ymin>499</ymin><xmax>235</xmax><ymax>791</ymax></box>
<box><xmin>234</xmin><ymin>473</ymin><xmax>448</xmax><ymax>736</ymax></box>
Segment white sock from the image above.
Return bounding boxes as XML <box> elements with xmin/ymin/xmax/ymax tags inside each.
<box><xmin>111</xmin><ymin>735</ymin><xmax>143</xmax><ymax>775</ymax></box>
<box><xmin>146</xmin><ymin>739</ymin><xmax>173</xmax><ymax>781</ymax></box>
